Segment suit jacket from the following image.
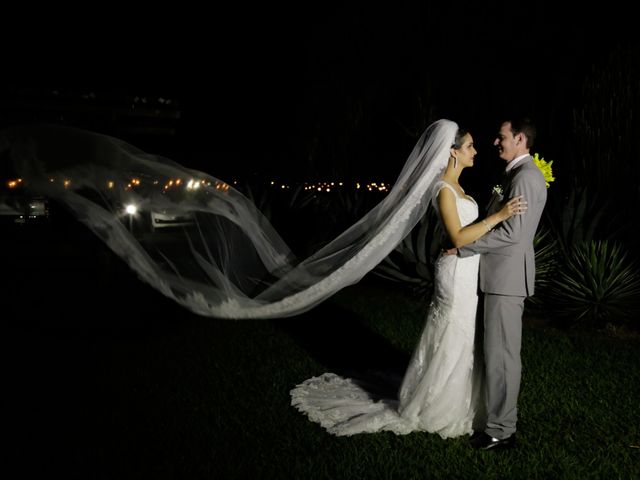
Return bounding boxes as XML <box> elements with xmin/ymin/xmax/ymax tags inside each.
<box><xmin>458</xmin><ymin>156</ymin><xmax>547</xmax><ymax>296</ymax></box>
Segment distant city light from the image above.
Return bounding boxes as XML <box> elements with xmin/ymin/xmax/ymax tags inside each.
<box><xmin>2</xmin><ymin>177</ymin><xmax>391</xmax><ymax>195</ymax></box>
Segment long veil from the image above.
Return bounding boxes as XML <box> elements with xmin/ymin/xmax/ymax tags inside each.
<box><xmin>0</xmin><ymin>119</ymin><xmax>457</xmax><ymax>319</ymax></box>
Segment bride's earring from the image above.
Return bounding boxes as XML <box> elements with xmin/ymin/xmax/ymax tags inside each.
<box><xmin>453</xmin><ymin>156</ymin><xmax>458</xmax><ymax>169</ymax></box>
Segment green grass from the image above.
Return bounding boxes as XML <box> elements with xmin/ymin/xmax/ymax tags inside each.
<box><xmin>7</xmin><ymin>277</ymin><xmax>640</xmax><ymax>479</ymax></box>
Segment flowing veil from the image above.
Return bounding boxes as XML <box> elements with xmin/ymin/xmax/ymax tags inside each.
<box><xmin>0</xmin><ymin>119</ymin><xmax>457</xmax><ymax>319</ymax></box>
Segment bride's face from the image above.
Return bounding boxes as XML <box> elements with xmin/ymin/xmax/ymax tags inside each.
<box><xmin>457</xmin><ymin>134</ymin><xmax>477</xmax><ymax>168</ymax></box>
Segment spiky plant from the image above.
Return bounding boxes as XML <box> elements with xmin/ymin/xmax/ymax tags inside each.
<box><xmin>235</xmin><ymin>179</ymin><xmax>275</xmax><ymax>221</ymax></box>
<box><xmin>568</xmin><ymin>44</ymin><xmax>640</xmax><ymax>248</ymax></box>
<box><xmin>572</xmin><ymin>44</ymin><xmax>640</xmax><ymax>203</ymax></box>
<box><xmin>526</xmin><ymin>225</ymin><xmax>561</xmax><ymax>313</ymax></box>
<box><xmin>286</xmin><ymin>184</ymin><xmax>387</xmax><ymax>256</ymax></box>
<box><xmin>547</xmin><ymin>240</ymin><xmax>640</xmax><ymax>328</ymax></box>
<box><xmin>372</xmin><ymin>208</ymin><xmax>439</xmax><ymax>295</ymax></box>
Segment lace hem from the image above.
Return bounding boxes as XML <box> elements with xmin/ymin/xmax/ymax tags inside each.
<box><xmin>290</xmin><ymin>373</ymin><xmax>474</xmax><ymax>438</ymax></box>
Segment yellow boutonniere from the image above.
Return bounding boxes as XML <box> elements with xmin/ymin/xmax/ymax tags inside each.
<box><xmin>532</xmin><ymin>153</ymin><xmax>555</xmax><ymax>188</ymax></box>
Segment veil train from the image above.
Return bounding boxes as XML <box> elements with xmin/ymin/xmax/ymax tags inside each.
<box><xmin>0</xmin><ymin>119</ymin><xmax>457</xmax><ymax>319</ymax></box>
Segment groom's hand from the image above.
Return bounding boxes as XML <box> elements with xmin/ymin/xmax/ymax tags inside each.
<box><xmin>442</xmin><ymin>247</ymin><xmax>458</xmax><ymax>256</ymax></box>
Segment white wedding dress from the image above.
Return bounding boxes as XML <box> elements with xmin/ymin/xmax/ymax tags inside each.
<box><xmin>290</xmin><ymin>181</ymin><xmax>485</xmax><ymax>438</ymax></box>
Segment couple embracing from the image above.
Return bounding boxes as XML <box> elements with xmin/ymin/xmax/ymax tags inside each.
<box><xmin>291</xmin><ymin>117</ymin><xmax>548</xmax><ymax>451</ymax></box>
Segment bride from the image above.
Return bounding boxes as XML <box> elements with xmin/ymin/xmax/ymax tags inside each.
<box><xmin>290</xmin><ymin>127</ymin><xmax>526</xmax><ymax>438</ymax></box>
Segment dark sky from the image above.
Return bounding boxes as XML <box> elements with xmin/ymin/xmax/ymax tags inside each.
<box><xmin>2</xmin><ymin>2</ymin><xmax>634</xmax><ymax>184</ymax></box>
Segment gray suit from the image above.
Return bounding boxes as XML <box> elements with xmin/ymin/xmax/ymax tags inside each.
<box><xmin>459</xmin><ymin>156</ymin><xmax>547</xmax><ymax>438</ymax></box>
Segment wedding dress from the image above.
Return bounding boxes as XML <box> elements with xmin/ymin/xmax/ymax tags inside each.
<box><xmin>0</xmin><ymin>119</ymin><xmax>460</xmax><ymax>320</ymax></box>
<box><xmin>290</xmin><ymin>181</ymin><xmax>484</xmax><ymax>438</ymax></box>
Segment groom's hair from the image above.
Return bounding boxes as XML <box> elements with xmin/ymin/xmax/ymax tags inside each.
<box><xmin>508</xmin><ymin>117</ymin><xmax>536</xmax><ymax>149</ymax></box>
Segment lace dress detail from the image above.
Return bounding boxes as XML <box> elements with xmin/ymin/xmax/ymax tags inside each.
<box><xmin>290</xmin><ymin>181</ymin><xmax>484</xmax><ymax>438</ymax></box>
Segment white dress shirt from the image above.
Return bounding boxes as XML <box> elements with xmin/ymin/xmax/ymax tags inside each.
<box><xmin>505</xmin><ymin>154</ymin><xmax>529</xmax><ymax>173</ymax></box>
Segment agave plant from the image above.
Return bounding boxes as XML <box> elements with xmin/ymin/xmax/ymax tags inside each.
<box><xmin>526</xmin><ymin>225</ymin><xmax>561</xmax><ymax>312</ymax></box>
<box><xmin>543</xmin><ymin>181</ymin><xmax>626</xmax><ymax>257</ymax></box>
<box><xmin>546</xmin><ymin>240</ymin><xmax>640</xmax><ymax>327</ymax></box>
<box><xmin>234</xmin><ymin>179</ymin><xmax>275</xmax><ymax>221</ymax></box>
<box><xmin>372</xmin><ymin>208</ymin><xmax>439</xmax><ymax>295</ymax></box>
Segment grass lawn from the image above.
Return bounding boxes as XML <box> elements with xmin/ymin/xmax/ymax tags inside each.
<box><xmin>6</xmin><ymin>268</ymin><xmax>639</xmax><ymax>479</ymax></box>
<box><xmin>4</xmin><ymin>222</ymin><xmax>639</xmax><ymax>478</ymax></box>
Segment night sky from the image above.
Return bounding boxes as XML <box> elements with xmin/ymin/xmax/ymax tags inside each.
<box><xmin>1</xmin><ymin>2</ymin><xmax>634</xmax><ymax>186</ymax></box>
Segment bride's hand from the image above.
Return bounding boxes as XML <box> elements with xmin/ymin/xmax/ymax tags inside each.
<box><xmin>501</xmin><ymin>195</ymin><xmax>527</xmax><ymax>219</ymax></box>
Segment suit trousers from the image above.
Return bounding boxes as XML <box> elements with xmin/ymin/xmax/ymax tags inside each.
<box><xmin>483</xmin><ymin>293</ymin><xmax>525</xmax><ymax>439</ymax></box>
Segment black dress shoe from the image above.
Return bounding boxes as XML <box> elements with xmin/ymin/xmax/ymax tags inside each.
<box><xmin>469</xmin><ymin>432</ymin><xmax>516</xmax><ymax>450</ymax></box>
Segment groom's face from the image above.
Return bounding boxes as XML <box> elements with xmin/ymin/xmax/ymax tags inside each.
<box><xmin>494</xmin><ymin>122</ymin><xmax>518</xmax><ymax>163</ymax></box>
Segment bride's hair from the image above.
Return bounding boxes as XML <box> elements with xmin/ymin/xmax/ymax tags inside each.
<box><xmin>452</xmin><ymin>127</ymin><xmax>470</xmax><ymax>149</ymax></box>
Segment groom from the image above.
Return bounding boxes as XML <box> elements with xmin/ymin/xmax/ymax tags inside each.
<box><xmin>458</xmin><ymin>118</ymin><xmax>547</xmax><ymax>450</ymax></box>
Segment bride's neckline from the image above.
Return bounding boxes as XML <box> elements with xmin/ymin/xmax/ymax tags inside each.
<box><xmin>440</xmin><ymin>179</ymin><xmax>476</xmax><ymax>204</ymax></box>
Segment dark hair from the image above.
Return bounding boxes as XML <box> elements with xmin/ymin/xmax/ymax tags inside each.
<box><xmin>507</xmin><ymin>117</ymin><xmax>536</xmax><ymax>149</ymax></box>
<box><xmin>452</xmin><ymin>126</ymin><xmax>470</xmax><ymax>149</ymax></box>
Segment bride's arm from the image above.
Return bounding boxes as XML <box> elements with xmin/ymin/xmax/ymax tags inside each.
<box><xmin>438</xmin><ymin>188</ymin><xmax>526</xmax><ymax>249</ymax></box>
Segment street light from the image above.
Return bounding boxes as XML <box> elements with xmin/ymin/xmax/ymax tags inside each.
<box><xmin>124</xmin><ymin>203</ymin><xmax>137</xmax><ymax>231</ymax></box>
